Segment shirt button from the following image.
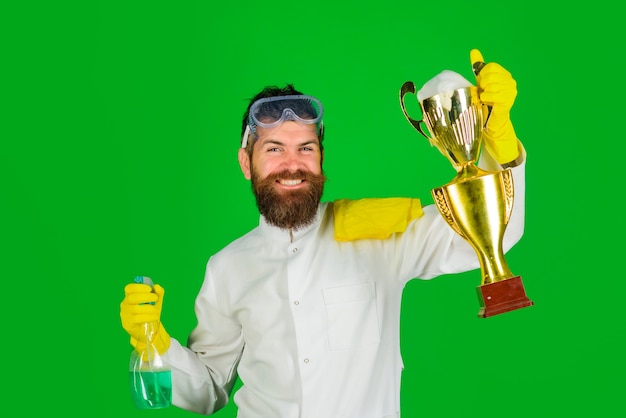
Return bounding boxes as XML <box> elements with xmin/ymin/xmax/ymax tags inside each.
<box><xmin>294</xmin><ymin>300</ymin><xmax>300</xmax><ymax>305</ymax></box>
<box><xmin>303</xmin><ymin>358</ymin><xmax>310</xmax><ymax>364</ymax></box>
<box><xmin>292</xmin><ymin>247</ymin><xmax>298</xmax><ymax>253</ymax></box>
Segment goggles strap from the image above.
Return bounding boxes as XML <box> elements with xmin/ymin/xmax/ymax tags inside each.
<box><xmin>241</xmin><ymin>125</ymin><xmax>251</xmax><ymax>148</ymax></box>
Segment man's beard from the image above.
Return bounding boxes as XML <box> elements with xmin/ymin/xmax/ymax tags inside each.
<box><xmin>251</xmin><ymin>168</ymin><xmax>326</xmax><ymax>231</ymax></box>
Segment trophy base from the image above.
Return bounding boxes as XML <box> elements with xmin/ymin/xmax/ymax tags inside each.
<box><xmin>476</xmin><ymin>276</ymin><xmax>533</xmax><ymax>318</ymax></box>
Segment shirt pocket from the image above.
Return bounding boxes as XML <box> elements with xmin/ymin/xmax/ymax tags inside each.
<box><xmin>322</xmin><ymin>281</ymin><xmax>380</xmax><ymax>351</ymax></box>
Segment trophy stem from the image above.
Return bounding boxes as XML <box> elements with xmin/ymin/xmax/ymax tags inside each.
<box><xmin>451</xmin><ymin>163</ymin><xmax>489</xmax><ymax>181</ymax></box>
<box><xmin>474</xmin><ymin>246</ymin><xmax>514</xmax><ymax>286</ymax></box>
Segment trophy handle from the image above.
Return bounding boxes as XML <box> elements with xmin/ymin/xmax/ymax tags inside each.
<box><xmin>399</xmin><ymin>81</ymin><xmax>431</xmax><ymax>140</ymax></box>
<box><xmin>432</xmin><ymin>189</ymin><xmax>467</xmax><ymax>239</ymax></box>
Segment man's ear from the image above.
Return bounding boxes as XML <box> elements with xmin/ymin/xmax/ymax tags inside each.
<box><xmin>238</xmin><ymin>148</ymin><xmax>252</xmax><ymax>180</ymax></box>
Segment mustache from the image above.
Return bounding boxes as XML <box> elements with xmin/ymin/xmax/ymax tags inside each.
<box><xmin>263</xmin><ymin>169</ymin><xmax>326</xmax><ymax>183</ymax></box>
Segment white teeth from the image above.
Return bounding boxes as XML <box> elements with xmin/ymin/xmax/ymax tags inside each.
<box><xmin>280</xmin><ymin>179</ymin><xmax>302</xmax><ymax>186</ymax></box>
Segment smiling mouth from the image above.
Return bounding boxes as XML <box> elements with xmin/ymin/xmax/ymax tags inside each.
<box><xmin>278</xmin><ymin>179</ymin><xmax>304</xmax><ymax>186</ymax></box>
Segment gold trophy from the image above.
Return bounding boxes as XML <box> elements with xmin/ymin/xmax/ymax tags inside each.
<box><xmin>399</xmin><ymin>76</ymin><xmax>533</xmax><ymax>318</ymax></box>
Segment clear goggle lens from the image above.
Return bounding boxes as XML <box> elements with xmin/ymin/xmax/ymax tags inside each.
<box><xmin>241</xmin><ymin>95</ymin><xmax>324</xmax><ymax>148</ymax></box>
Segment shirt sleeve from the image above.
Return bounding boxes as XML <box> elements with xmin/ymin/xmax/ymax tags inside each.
<box><xmin>169</xmin><ymin>258</ymin><xmax>244</xmax><ymax>415</ymax></box>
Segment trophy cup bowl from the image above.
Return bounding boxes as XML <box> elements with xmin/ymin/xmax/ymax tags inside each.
<box><xmin>400</xmin><ymin>82</ymin><xmax>533</xmax><ymax>317</ymax></box>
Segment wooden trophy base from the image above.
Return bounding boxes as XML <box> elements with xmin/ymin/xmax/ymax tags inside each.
<box><xmin>476</xmin><ymin>276</ymin><xmax>534</xmax><ymax>318</ymax></box>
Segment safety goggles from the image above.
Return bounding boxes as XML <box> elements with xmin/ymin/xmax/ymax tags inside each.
<box><xmin>241</xmin><ymin>95</ymin><xmax>324</xmax><ymax>148</ymax></box>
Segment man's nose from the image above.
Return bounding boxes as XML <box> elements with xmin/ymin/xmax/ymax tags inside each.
<box><xmin>282</xmin><ymin>149</ymin><xmax>303</xmax><ymax>171</ymax></box>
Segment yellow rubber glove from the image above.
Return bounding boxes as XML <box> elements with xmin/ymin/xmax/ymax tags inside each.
<box><xmin>120</xmin><ymin>282</ymin><xmax>171</xmax><ymax>354</ymax></box>
<box><xmin>334</xmin><ymin>198</ymin><xmax>424</xmax><ymax>241</ymax></box>
<box><xmin>470</xmin><ymin>49</ymin><xmax>520</xmax><ymax>165</ymax></box>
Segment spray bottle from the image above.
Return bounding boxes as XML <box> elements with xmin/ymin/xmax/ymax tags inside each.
<box><xmin>128</xmin><ymin>276</ymin><xmax>172</xmax><ymax>409</ymax></box>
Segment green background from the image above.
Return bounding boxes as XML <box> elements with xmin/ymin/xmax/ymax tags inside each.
<box><xmin>2</xmin><ymin>1</ymin><xmax>623</xmax><ymax>417</ymax></box>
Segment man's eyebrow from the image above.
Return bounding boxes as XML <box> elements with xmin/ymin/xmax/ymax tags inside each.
<box><xmin>259</xmin><ymin>139</ymin><xmax>285</xmax><ymax>146</ymax></box>
<box><xmin>298</xmin><ymin>140</ymin><xmax>319</xmax><ymax>147</ymax></box>
<box><xmin>259</xmin><ymin>138</ymin><xmax>319</xmax><ymax>147</ymax></box>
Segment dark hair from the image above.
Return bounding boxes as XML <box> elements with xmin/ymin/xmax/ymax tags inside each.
<box><xmin>240</xmin><ymin>84</ymin><xmax>325</xmax><ymax>153</ymax></box>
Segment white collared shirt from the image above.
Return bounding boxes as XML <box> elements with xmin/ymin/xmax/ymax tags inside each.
<box><xmin>169</xmin><ymin>158</ymin><xmax>525</xmax><ymax>418</ymax></box>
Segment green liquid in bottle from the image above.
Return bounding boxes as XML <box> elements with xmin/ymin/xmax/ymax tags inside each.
<box><xmin>129</xmin><ymin>370</ymin><xmax>172</xmax><ymax>409</ymax></box>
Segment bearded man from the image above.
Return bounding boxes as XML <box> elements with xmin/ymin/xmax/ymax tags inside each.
<box><xmin>120</xmin><ymin>50</ymin><xmax>527</xmax><ymax>418</ymax></box>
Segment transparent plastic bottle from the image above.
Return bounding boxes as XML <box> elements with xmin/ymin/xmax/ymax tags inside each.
<box><xmin>128</xmin><ymin>276</ymin><xmax>172</xmax><ymax>409</ymax></box>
